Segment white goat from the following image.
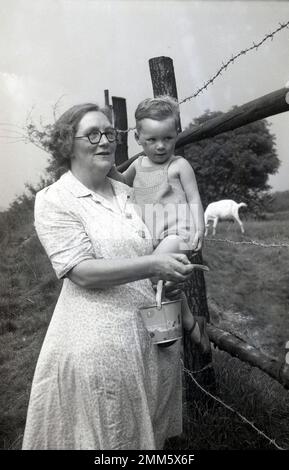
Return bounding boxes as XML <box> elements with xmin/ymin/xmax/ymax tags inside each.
<box><xmin>204</xmin><ymin>199</ymin><xmax>247</xmax><ymax>236</ymax></box>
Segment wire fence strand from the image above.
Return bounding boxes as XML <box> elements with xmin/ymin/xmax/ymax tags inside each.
<box><xmin>182</xmin><ymin>364</ymin><xmax>286</xmax><ymax>450</ymax></box>
<box><xmin>205</xmin><ymin>237</ymin><xmax>289</xmax><ymax>249</ymax></box>
<box><xmin>179</xmin><ymin>20</ymin><xmax>289</xmax><ymax>104</ymax></box>
<box><xmin>1</xmin><ymin>21</ymin><xmax>288</xmax><ymax>140</ymax></box>
<box><xmin>111</xmin><ymin>20</ymin><xmax>289</xmax><ymax>133</ymax></box>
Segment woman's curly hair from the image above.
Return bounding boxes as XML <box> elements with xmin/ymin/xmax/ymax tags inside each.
<box><xmin>47</xmin><ymin>103</ymin><xmax>112</xmax><ymax>176</ymax></box>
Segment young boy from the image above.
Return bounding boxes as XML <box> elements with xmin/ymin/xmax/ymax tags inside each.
<box><xmin>109</xmin><ymin>96</ymin><xmax>209</xmax><ymax>352</ymax></box>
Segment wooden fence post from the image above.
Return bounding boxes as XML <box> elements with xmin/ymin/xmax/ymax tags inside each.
<box><xmin>149</xmin><ymin>56</ymin><xmax>183</xmax><ymax>156</ymax></box>
<box><xmin>112</xmin><ymin>96</ymin><xmax>128</xmax><ymax>166</ymax></box>
<box><xmin>149</xmin><ymin>56</ymin><xmax>216</xmax><ymax>429</ymax></box>
<box><xmin>104</xmin><ymin>90</ymin><xmax>128</xmax><ymax>166</ymax></box>
<box><xmin>104</xmin><ymin>89</ymin><xmax>113</xmax><ymax>121</ymax></box>
<box><xmin>104</xmin><ymin>89</ymin><xmax>110</xmax><ymax>107</ymax></box>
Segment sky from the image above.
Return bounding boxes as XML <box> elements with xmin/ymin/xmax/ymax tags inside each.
<box><xmin>0</xmin><ymin>0</ymin><xmax>289</xmax><ymax>210</ymax></box>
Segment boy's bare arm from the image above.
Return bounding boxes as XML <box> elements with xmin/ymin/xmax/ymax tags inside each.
<box><xmin>108</xmin><ymin>161</ymin><xmax>136</xmax><ymax>187</ymax></box>
<box><xmin>108</xmin><ymin>164</ymin><xmax>126</xmax><ymax>184</ymax></box>
<box><xmin>177</xmin><ymin>158</ymin><xmax>205</xmax><ymax>245</ymax></box>
<box><xmin>122</xmin><ymin>161</ymin><xmax>136</xmax><ymax>186</ymax></box>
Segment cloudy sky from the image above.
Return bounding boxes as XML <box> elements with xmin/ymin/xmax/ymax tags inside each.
<box><xmin>0</xmin><ymin>0</ymin><xmax>289</xmax><ymax>209</ymax></box>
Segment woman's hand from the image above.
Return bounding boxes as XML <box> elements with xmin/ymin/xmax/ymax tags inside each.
<box><xmin>153</xmin><ymin>253</ymin><xmax>209</xmax><ymax>283</ymax></box>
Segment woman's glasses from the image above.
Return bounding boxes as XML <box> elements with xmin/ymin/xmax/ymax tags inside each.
<box><xmin>75</xmin><ymin>129</ymin><xmax>118</xmax><ymax>145</ymax></box>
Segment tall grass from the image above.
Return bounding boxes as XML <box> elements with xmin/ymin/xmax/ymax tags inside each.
<box><xmin>167</xmin><ymin>349</ymin><xmax>289</xmax><ymax>450</ymax></box>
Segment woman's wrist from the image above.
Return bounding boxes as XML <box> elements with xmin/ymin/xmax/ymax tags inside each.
<box><xmin>146</xmin><ymin>254</ymin><xmax>160</xmax><ymax>278</ymax></box>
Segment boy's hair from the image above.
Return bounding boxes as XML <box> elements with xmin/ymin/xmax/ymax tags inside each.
<box><xmin>135</xmin><ymin>95</ymin><xmax>180</xmax><ymax>132</ymax></box>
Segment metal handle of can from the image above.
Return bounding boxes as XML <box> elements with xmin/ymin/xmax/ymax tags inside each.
<box><xmin>156</xmin><ymin>280</ymin><xmax>163</xmax><ymax>310</ymax></box>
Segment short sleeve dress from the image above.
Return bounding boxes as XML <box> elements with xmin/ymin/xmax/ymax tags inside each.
<box><xmin>22</xmin><ymin>171</ymin><xmax>182</xmax><ymax>450</ymax></box>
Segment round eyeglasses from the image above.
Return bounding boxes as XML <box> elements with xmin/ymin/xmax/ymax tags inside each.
<box><xmin>75</xmin><ymin>129</ymin><xmax>118</xmax><ymax>145</ymax></box>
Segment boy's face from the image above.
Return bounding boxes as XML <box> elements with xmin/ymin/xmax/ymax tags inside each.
<box><xmin>135</xmin><ymin>117</ymin><xmax>178</xmax><ymax>164</ymax></box>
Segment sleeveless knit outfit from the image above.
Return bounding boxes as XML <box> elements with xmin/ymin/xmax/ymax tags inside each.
<box><xmin>133</xmin><ymin>156</ymin><xmax>195</xmax><ymax>249</ymax></box>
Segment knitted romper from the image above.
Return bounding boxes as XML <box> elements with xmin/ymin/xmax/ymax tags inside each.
<box><xmin>133</xmin><ymin>156</ymin><xmax>196</xmax><ymax>249</ymax></box>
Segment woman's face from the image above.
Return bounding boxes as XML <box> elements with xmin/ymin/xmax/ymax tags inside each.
<box><xmin>72</xmin><ymin>111</ymin><xmax>116</xmax><ymax>177</ymax></box>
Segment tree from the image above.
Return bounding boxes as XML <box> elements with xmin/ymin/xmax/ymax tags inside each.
<box><xmin>184</xmin><ymin>110</ymin><xmax>280</xmax><ymax>210</ymax></box>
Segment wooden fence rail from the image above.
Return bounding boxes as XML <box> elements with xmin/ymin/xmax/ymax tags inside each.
<box><xmin>207</xmin><ymin>325</ymin><xmax>289</xmax><ymax>390</ymax></box>
<box><xmin>176</xmin><ymin>87</ymin><xmax>289</xmax><ymax>148</ymax></box>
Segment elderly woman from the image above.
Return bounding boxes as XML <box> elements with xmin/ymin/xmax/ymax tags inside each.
<box><xmin>22</xmin><ymin>103</ymin><xmax>202</xmax><ymax>450</ymax></box>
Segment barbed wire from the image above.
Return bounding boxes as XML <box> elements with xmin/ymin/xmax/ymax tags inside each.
<box><xmin>115</xmin><ymin>20</ymin><xmax>289</xmax><ymax>133</ymax></box>
<box><xmin>205</xmin><ymin>237</ymin><xmax>289</xmax><ymax>249</ymax></box>
<box><xmin>183</xmin><ymin>362</ymin><xmax>214</xmax><ymax>375</ymax></box>
<box><xmin>1</xmin><ymin>21</ymin><xmax>288</xmax><ymax>141</ymax></box>
<box><xmin>117</xmin><ymin>126</ymin><xmax>136</xmax><ymax>134</ymax></box>
<box><xmin>179</xmin><ymin>20</ymin><xmax>289</xmax><ymax>104</ymax></box>
<box><xmin>182</xmin><ymin>363</ymin><xmax>286</xmax><ymax>450</ymax></box>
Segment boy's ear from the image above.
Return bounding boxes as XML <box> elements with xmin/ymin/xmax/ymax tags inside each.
<box><xmin>134</xmin><ymin>131</ymin><xmax>140</xmax><ymax>145</ymax></box>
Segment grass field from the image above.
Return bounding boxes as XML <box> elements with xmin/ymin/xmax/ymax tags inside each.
<box><xmin>204</xmin><ymin>215</ymin><xmax>289</xmax><ymax>361</ymax></box>
<box><xmin>0</xmin><ymin>206</ymin><xmax>289</xmax><ymax>450</ymax></box>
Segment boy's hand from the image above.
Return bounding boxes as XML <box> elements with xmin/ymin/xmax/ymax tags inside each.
<box><xmin>191</xmin><ymin>231</ymin><xmax>204</xmax><ymax>252</ymax></box>
<box><xmin>163</xmin><ymin>280</ymin><xmax>184</xmax><ymax>300</ymax></box>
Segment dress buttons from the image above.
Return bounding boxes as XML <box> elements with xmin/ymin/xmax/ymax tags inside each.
<box><xmin>138</xmin><ymin>230</ymin><xmax>146</xmax><ymax>238</ymax></box>
<box><xmin>125</xmin><ymin>213</ymin><xmax>132</xmax><ymax>219</ymax></box>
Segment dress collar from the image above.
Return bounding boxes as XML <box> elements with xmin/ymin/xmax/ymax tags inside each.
<box><xmin>60</xmin><ymin>170</ymin><xmax>133</xmax><ymax>211</ymax></box>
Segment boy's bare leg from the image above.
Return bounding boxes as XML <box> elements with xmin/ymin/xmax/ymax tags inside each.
<box><xmin>153</xmin><ymin>236</ymin><xmax>210</xmax><ymax>352</ymax></box>
<box><xmin>153</xmin><ymin>235</ymin><xmax>190</xmax><ymax>256</ymax></box>
<box><xmin>151</xmin><ymin>235</ymin><xmax>189</xmax><ymax>286</ymax></box>
<box><xmin>153</xmin><ymin>236</ymin><xmax>201</xmax><ymax>344</ymax></box>
<box><xmin>179</xmin><ymin>291</ymin><xmax>201</xmax><ymax>343</ymax></box>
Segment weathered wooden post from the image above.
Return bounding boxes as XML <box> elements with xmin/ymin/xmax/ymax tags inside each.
<box><xmin>149</xmin><ymin>57</ymin><xmax>184</xmax><ymax>156</ymax></box>
<box><xmin>149</xmin><ymin>57</ymin><xmax>179</xmax><ymax>103</ymax></box>
<box><xmin>112</xmin><ymin>96</ymin><xmax>128</xmax><ymax>166</ymax></box>
<box><xmin>104</xmin><ymin>89</ymin><xmax>113</xmax><ymax>120</ymax></box>
<box><xmin>104</xmin><ymin>89</ymin><xmax>110</xmax><ymax>107</ymax></box>
<box><xmin>149</xmin><ymin>56</ymin><xmax>215</xmax><ymax>435</ymax></box>
<box><xmin>104</xmin><ymin>90</ymin><xmax>128</xmax><ymax>166</ymax></box>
